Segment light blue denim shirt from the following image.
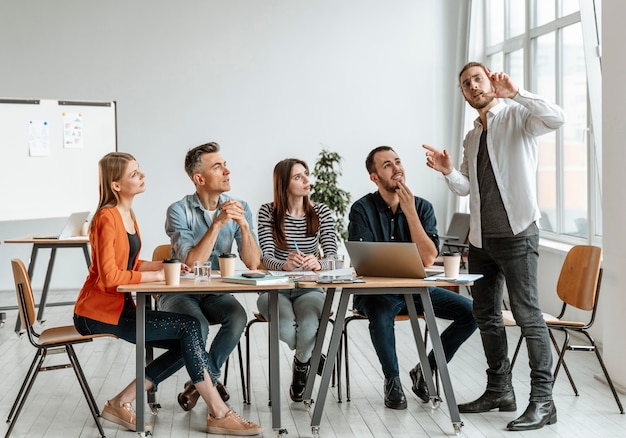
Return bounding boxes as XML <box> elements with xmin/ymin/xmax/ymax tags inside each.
<box><xmin>165</xmin><ymin>193</ymin><xmax>259</xmax><ymax>270</ymax></box>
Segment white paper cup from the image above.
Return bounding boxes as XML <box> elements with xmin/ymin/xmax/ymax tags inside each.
<box><xmin>163</xmin><ymin>259</ymin><xmax>181</xmax><ymax>285</ymax></box>
<box><xmin>218</xmin><ymin>253</ymin><xmax>236</xmax><ymax>277</ymax></box>
<box><xmin>443</xmin><ymin>252</ymin><xmax>461</xmax><ymax>279</ymax></box>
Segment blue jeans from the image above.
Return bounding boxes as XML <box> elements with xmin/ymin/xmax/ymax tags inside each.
<box><xmin>256</xmin><ymin>288</ymin><xmax>325</xmax><ymax>363</ymax></box>
<box><xmin>74</xmin><ymin>306</ymin><xmax>212</xmax><ymax>386</ymax></box>
<box><xmin>157</xmin><ymin>293</ymin><xmax>247</xmax><ymax>381</ymax></box>
<box><xmin>354</xmin><ymin>287</ymin><xmax>476</xmax><ymax>379</ymax></box>
<box><xmin>469</xmin><ymin>234</ymin><xmax>553</xmax><ymax>401</ymax></box>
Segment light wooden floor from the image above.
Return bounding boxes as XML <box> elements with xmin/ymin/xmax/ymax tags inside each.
<box><xmin>1</xmin><ymin>288</ymin><xmax>625</xmax><ymax>438</ymax></box>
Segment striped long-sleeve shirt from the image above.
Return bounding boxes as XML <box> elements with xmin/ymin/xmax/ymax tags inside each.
<box><xmin>257</xmin><ymin>202</ymin><xmax>338</xmax><ymax>271</ymax></box>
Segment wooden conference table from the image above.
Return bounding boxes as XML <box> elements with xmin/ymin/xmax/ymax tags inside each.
<box><xmin>297</xmin><ymin>276</ymin><xmax>473</xmax><ymax>437</ymax></box>
<box><xmin>3</xmin><ymin>235</ymin><xmax>91</xmax><ymax>332</ymax></box>
<box><xmin>117</xmin><ymin>277</ymin><xmax>295</xmax><ymax>437</ymax></box>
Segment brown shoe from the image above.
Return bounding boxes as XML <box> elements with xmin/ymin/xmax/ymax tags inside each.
<box><xmin>178</xmin><ymin>379</ymin><xmax>230</xmax><ymax>411</ymax></box>
<box><xmin>178</xmin><ymin>380</ymin><xmax>201</xmax><ymax>411</ymax></box>
<box><xmin>101</xmin><ymin>400</ymin><xmax>151</xmax><ymax>432</ymax></box>
<box><xmin>206</xmin><ymin>410</ymin><xmax>263</xmax><ymax>436</ymax></box>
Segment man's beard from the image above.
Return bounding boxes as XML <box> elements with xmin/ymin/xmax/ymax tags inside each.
<box><xmin>379</xmin><ymin>175</ymin><xmax>401</xmax><ymax>192</ymax></box>
<box><xmin>467</xmin><ymin>93</ymin><xmax>495</xmax><ymax>110</ymax></box>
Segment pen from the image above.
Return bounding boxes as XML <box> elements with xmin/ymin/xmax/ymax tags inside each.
<box><xmin>293</xmin><ymin>240</ymin><xmax>301</xmax><ymax>255</ymax></box>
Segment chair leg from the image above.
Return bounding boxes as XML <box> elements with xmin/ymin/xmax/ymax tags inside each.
<box><xmin>66</xmin><ymin>345</ymin><xmax>106</xmax><ymax>437</ymax></box>
<box><xmin>244</xmin><ymin>318</ymin><xmax>263</xmax><ymax>405</ymax></box>
<box><xmin>223</xmin><ymin>356</ymin><xmax>230</xmax><ymax>385</ymax></box>
<box><xmin>5</xmin><ymin>351</ymin><xmax>46</xmax><ymax>438</ymax></box>
<box><xmin>552</xmin><ymin>329</ymin><xmax>579</xmax><ymax>396</ymax></box>
<box><xmin>510</xmin><ymin>334</ymin><xmax>524</xmax><ymax>369</ymax></box>
<box><xmin>581</xmin><ymin>330</ymin><xmax>625</xmax><ymax>414</ymax></box>
<box><xmin>6</xmin><ymin>350</ymin><xmax>41</xmax><ymax>424</ymax></box>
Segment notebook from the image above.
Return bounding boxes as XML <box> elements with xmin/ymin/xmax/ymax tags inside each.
<box><xmin>33</xmin><ymin>211</ymin><xmax>90</xmax><ymax>239</ymax></box>
<box><xmin>345</xmin><ymin>241</ymin><xmax>439</xmax><ymax>279</ymax></box>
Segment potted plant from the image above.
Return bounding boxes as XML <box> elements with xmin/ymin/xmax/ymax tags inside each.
<box><xmin>310</xmin><ymin>147</ymin><xmax>351</xmax><ymax>243</ymax></box>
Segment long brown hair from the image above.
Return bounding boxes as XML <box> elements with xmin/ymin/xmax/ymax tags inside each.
<box><xmin>96</xmin><ymin>152</ymin><xmax>137</xmax><ymax>216</ymax></box>
<box><xmin>271</xmin><ymin>158</ymin><xmax>319</xmax><ymax>249</ymax></box>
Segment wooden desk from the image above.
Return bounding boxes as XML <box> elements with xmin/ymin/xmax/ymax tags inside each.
<box><xmin>117</xmin><ymin>278</ymin><xmax>295</xmax><ymax>437</ymax></box>
<box><xmin>3</xmin><ymin>235</ymin><xmax>90</xmax><ymax>332</ymax></box>
<box><xmin>297</xmin><ymin>277</ymin><xmax>472</xmax><ymax>436</ymax></box>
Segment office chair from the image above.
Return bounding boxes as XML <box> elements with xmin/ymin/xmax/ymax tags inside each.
<box><xmin>6</xmin><ymin>259</ymin><xmax>115</xmax><ymax>438</ymax></box>
<box><xmin>503</xmin><ymin>245</ymin><xmax>624</xmax><ymax>414</ymax></box>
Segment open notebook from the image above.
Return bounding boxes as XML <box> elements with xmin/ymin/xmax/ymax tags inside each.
<box><xmin>33</xmin><ymin>211</ymin><xmax>90</xmax><ymax>239</ymax></box>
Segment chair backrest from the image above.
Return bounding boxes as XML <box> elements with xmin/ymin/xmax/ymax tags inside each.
<box><xmin>152</xmin><ymin>244</ymin><xmax>172</xmax><ymax>262</ymax></box>
<box><xmin>11</xmin><ymin>258</ymin><xmax>37</xmax><ymax>333</ymax></box>
<box><xmin>556</xmin><ymin>245</ymin><xmax>602</xmax><ymax>311</ymax></box>
<box><xmin>445</xmin><ymin>213</ymin><xmax>470</xmax><ymax>244</ymax></box>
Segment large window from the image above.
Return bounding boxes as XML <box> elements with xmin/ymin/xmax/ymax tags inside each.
<box><xmin>475</xmin><ymin>0</ymin><xmax>602</xmax><ymax>244</ymax></box>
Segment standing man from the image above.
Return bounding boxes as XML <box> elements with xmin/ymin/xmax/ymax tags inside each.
<box><xmin>348</xmin><ymin>145</ymin><xmax>476</xmax><ymax>410</ymax></box>
<box><xmin>160</xmin><ymin>142</ymin><xmax>260</xmax><ymax>411</ymax></box>
<box><xmin>424</xmin><ymin>62</ymin><xmax>565</xmax><ymax>431</ymax></box>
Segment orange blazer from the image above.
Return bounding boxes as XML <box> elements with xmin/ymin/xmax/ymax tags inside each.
<box><xmin>74</xmin><ymin>207</ymin><xmax>145</xmax><ymax>325</ymax></box>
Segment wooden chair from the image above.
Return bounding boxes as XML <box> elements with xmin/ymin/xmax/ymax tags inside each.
<box><xmin>150</xmin><ymin>244</ymin><xmax>245</xmax><ymax>406</ymax></box>
<box><xmin>6</xmin><ymin>259</ymin><xmax>115</xmax><ymax>438</ymax></box>
<box><xmin>503</xmin><ymin>245</ymin><xmax>624</xmax><ymax>414</ymax></box>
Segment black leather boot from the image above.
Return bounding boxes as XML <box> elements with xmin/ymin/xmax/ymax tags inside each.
<box><xmin>384</xmin><ymin>376</ymin><xmax>407</xmax><ymax>409</ymax></box>
<box><xmin>458</xmin><ymin>388</ymin><xmax>517</xmax><ymax>413</ymax></box>
<box><xmin>507</xmin><ymin>400</ymin><xmax>557</xmax><ymax>431</ymax></box>
<box><xmin>409</xmin><ymin>363</ymin><xmax>430</xmax><ymax>403</ymax></box>
<box><xmin>290</xmin><ymin>357</ymin><xmax>311</xmax><ymax>402</ymax></box>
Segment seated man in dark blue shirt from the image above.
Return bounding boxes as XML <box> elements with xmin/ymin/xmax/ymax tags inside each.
<box><xmin>348</xmin><ymin>145</ymin><xmax>477</xmax><ymax>410</ymax></box>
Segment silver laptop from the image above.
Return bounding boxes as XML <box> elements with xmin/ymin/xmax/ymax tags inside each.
<box><xmin>346</xmin><ymin>241</ymin><xmax>439</xmax><ymax>278</ymax></box>
<box><xmin>34</xmin><ymin>211</ymin><xmax>90</xmax><ymax>239</ymax></box>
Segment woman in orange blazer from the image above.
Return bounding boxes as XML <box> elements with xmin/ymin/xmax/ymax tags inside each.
<box><xmin>73</xmin><ymin>152</ymin><xmax>262</xmax><ymax>436</ymax></box>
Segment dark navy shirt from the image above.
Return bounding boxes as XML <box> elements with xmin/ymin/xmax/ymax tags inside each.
<box><xmin>347</xmin><ymin>191</ymin><xmax>440</xmax><ymax>252</ymax></box>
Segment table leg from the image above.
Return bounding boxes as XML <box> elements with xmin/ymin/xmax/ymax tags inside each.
<box><xmin>304</xmin><ymin>286</ymin><xmax>336</xmax><ymax>402</ymax></box>
<box><xmin>310</xmin><ymin>289</ymin><xmax>350</xmax><ymax>429</ymax></box>
<box><xmin>404</xmin><ymin>290</ymin><xmax>438</xmax><ymax>399</ymax></box>
<box><xmin>268</xmin><ymin>289</ymin><xmax>284</xmax><ymax>432</ymax></box>
<box><xmin>416</xmin><ymin>287</ymin><xmax>463</xmax><ymax>431</ymax></box>
<box><xmin>135</xmin><ymin>293</ymin><xmax>147</xmax><ymax>436</ymax></box>
<box><xmin>36</xmin><ymin>247</ymin><xmax>57</xmax><ymax>322</ymax></box>
<box><xmin>82</xmin><ymin>244</ymin><xmax>91</xmax><ymax>267</ymax></box>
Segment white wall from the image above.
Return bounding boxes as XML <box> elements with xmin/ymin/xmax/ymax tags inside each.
<box><xmin>601</xmin><ymin>0</ymin><xmax>626</xmax><ymax>388</ymax></box>
<box><xmin>0</xmin><ymin>0</ymin><xmax>460</xmax><ymax>291</ymax></box>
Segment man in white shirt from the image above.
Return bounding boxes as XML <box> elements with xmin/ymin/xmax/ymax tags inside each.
<box><xmin>423</xmin><ymin>62</ymin><xmax>565</xmax><ymax>431</ymax></box>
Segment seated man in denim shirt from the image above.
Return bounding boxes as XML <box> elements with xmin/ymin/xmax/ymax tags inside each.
<box><xmin>161</xmin><ymin>142</ymin><xmax>260</xmax><ymax>410</ymax></box>
<box><xmin>348</xmin><ymin>145</ymin><xmax>477</xmax><ymax>410</ymax></box>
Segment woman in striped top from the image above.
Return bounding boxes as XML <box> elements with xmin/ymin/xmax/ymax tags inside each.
<box><xmin>256</xmin><ymin>158</ymin><xmax>338</xmax><ymax>402</ymax></box>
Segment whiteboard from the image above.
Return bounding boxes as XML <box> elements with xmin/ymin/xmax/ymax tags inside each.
<box><xmin>0</xmin><ymin>98</ymin><xmax>117</xmax><ymax>221</ymax></box>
